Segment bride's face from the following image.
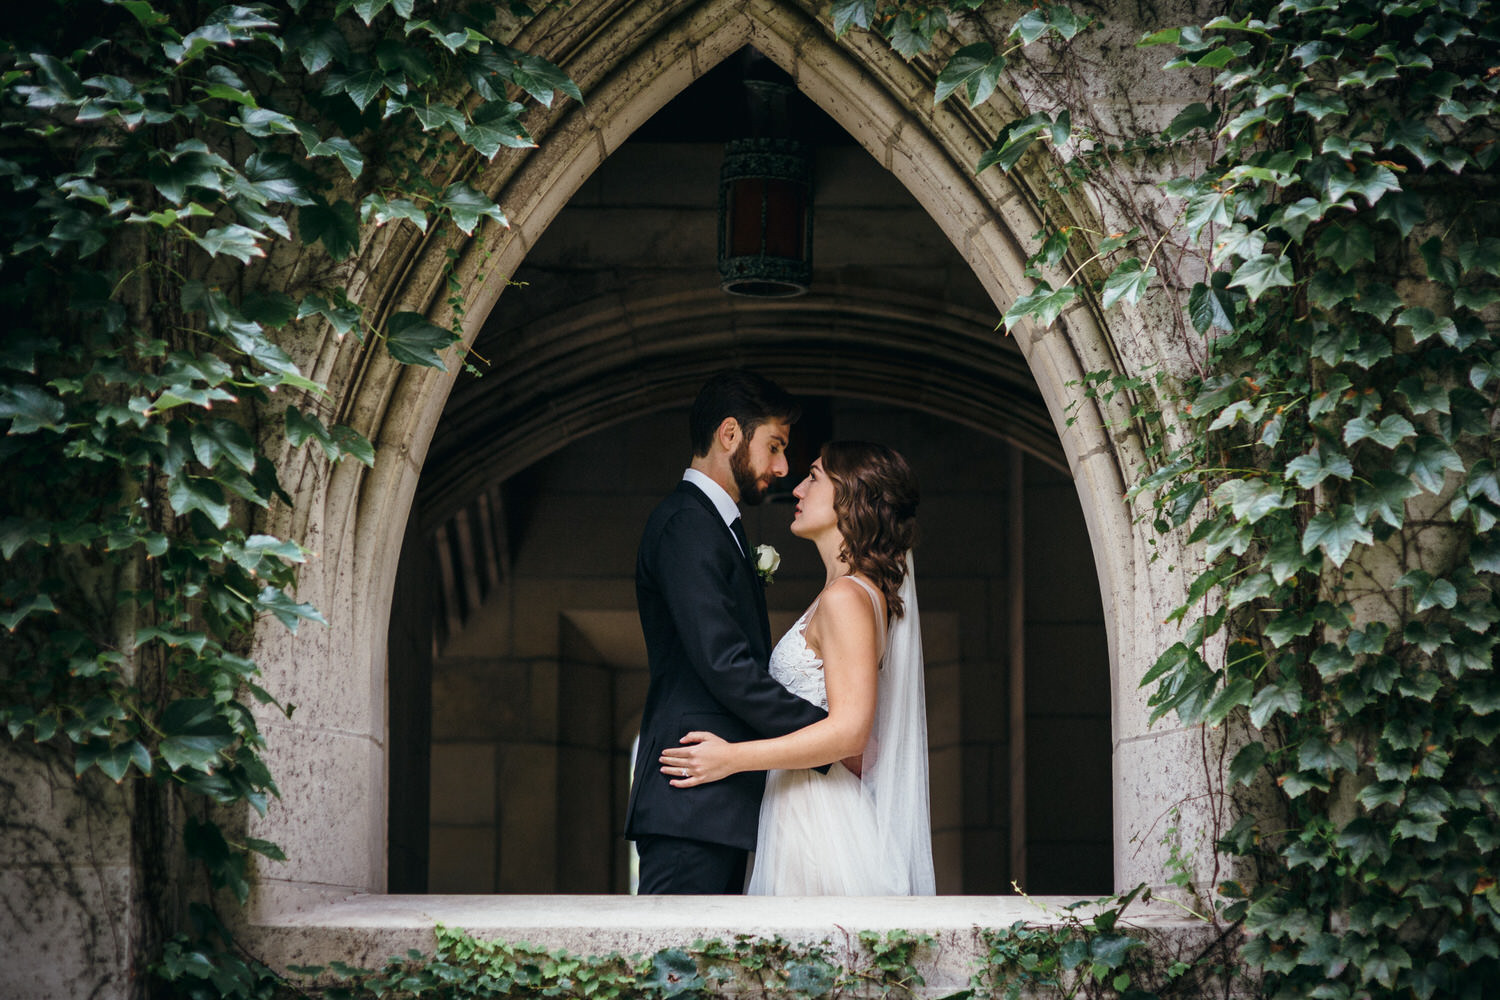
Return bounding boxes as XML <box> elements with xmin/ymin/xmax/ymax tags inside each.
<box><xmin>790</xmin><ymin>458</ymin><xmax>838</xmax><ymax>540</ymax></box>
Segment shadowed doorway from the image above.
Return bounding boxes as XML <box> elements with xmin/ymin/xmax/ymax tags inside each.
<box><xmin>386</xmin><ymin>47</ymin><xmax>1111</xmax><ymax>897</ymax></box>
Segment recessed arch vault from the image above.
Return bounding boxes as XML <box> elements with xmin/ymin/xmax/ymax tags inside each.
<box><xmin>246</xmin><ymin>0</ymin><xmax>1208</xmax><ymax>921</ymax></box>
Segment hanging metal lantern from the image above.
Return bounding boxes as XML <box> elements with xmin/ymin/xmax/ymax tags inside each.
<box><xmin>717</xmin><ymin>136</ymin><xmax>813</xmax><ymax>298</ymax></box>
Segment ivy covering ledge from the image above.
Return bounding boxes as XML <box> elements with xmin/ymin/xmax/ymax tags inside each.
<box><xmin>247</xmin><ymin>892</ymin><xmax>1239</xmax><ymax>998</ymax></box>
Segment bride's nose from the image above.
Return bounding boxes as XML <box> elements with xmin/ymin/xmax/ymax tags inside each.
<box><xmin>792</xmin><ymin>477</ymin><xmax>809</xmax><ymax>498</ymax></box>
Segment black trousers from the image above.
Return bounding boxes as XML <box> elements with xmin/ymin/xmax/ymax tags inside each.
<box><xmin>635</xmin><ymin>835</ymin><xmax>748</xmax><ymax>895</ymax></box>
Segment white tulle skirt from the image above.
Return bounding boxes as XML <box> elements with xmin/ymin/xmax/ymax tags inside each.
<box><xmin>745</xmin><ymin>763</ymin><xmax>904</xmax><ymax>896</ymax></box>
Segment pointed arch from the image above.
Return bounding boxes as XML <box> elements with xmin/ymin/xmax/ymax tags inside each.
<box><xmin>246</xmin><ymin>0</ymin><xmax>1198</xmax><ymax>919</ymax></box>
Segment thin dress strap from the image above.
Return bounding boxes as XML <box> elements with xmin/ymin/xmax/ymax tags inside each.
<box><xmin>844</xmin><ymin>575</ymin><xmax>888</xmax><ymax>661</ymax></box>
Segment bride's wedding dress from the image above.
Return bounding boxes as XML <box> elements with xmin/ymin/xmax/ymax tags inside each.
<box><xmin>746</xmin><ymin>557</ymin><xmax>935</xmax><ymax>896</ymax></box>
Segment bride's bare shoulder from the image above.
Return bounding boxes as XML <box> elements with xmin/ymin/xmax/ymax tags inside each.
<box><xmin>810</xmin><ymin>576</ymin><xmax>882</xmax><ymax>632</ymax></box>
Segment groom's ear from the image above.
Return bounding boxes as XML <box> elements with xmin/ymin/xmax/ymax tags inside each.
<box><xmin>714</xmin><ymin>416</ymin><xmax>742</xmax><ymax>452</ymax></box>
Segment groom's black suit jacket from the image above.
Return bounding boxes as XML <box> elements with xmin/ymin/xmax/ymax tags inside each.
<box><xmin>625</xmin><ymin>480</ymin><xmax>828</xmax><ymax>852</ymax></box>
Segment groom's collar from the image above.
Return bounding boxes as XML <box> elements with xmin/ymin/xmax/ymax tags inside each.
<box><xmin>682</xmin><ymin>469</ymin><xmax>741</xmax><ymax>538</ymax></box>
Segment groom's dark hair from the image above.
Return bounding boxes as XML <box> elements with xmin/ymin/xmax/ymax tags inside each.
<box><xmin>689</xmin><ymin>369</ymin><xmax>800</xmax><ymax>457</ymax></box>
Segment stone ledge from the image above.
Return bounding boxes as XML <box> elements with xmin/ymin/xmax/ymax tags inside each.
<box><xmin>248</xmin><ymin>894</ymin><xmax>1225</xmax><ymax>996</ymax></box>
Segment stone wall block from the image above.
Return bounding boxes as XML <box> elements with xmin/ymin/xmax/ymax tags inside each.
<box><xmin>249</xmin><ymin>725</ymin><xmax>384</xmax><ymax>896</ymax></box>
<box><xmin>1113</xmin><ymin>724</ymin><xmax>1231</xmax><ymax>896</ymax></box>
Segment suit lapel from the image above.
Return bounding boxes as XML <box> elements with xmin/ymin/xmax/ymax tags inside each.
<box><xmin>678</xmin><ymin>481</ymin><xmax>770</xmax><ymax>652</ymax></box>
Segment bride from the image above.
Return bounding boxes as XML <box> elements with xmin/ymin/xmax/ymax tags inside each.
<box><xmin>659</xmin><ymin>441</ymin><xmax>934</xmax><ymax>895</ymax></box>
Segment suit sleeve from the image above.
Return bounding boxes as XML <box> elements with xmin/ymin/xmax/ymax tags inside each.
<box><xmin>650</xmin><ymin>508</ymin><xmax>827</xmax><ymax>738</ymax></box>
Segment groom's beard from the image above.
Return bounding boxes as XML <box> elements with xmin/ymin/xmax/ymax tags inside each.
<box><xmin>731</xmin><ymin>437</ymin><xmax>767</xmax><ymax>505</ymax></box>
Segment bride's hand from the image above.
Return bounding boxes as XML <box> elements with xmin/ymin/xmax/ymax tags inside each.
<box><xmin>659</xmin><ymin>731</ymin><xmax>737</xmax><ymax>787</ymax></box>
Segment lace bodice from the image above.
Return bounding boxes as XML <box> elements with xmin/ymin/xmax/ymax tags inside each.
<box><xmin>769</xmin><ymin>604</ymin><xmax>829</xmax><ymax>709</ymax></box>
<box><xmin>767</xmin><ymin>577</ymin><xmax>885</xmax><ymax>712</ymax></box>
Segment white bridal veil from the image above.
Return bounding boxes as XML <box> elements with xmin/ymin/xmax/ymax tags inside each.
<box><xmin>863</xmin><ymin>551</ymin><xmax>936</xmax><ymax>895</ymax></box>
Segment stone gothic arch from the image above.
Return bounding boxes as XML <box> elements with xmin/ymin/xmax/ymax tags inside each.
<box><xmin>245</xmin><ymin>0</ymin><xmax>1209</xmax><ymax>925</ymax></box>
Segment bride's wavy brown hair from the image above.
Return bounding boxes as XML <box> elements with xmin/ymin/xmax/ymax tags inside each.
<box><xmin>821</xmin><ymin>441</ymin><xmax>919</xmax><ymax>619</ymax></box>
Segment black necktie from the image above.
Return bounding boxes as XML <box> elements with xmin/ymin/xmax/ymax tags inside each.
<box><xmin>730</xmin><ymin>517</ymin><xmax>751</xmax><ymax>561</ymax></box>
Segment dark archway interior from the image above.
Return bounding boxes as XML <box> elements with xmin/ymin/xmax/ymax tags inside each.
<box><xmin>387</xmin><ymin>48</ymin><xmax>1112</xmax><ymax>896</ymax></box>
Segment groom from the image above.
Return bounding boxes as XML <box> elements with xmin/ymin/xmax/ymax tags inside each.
<box><xmin>625</xmin><ymin>370</ymin><xmax>829</xmax><ymax>894</ymax></box>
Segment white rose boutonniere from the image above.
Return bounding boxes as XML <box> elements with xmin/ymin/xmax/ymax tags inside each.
<box><xmin>754</xmin><ymin>543</ymin><xmax>781</xmax><ymax>585</ymax></box>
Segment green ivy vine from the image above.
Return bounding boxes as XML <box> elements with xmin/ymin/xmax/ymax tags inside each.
<box><xmin>0</xmin><ymin>0</ymin><xmax>577</xmax><ymax>993</ymax></box>
<box><xmin>914</xmin><ymin>0</ymin><xmax>1500</xmax><ymax>993</ymax></box>
<box><xmin>272</xmin><ymin>894</ymin><xmax>1236</xmax><ymax>1000</ymax></box>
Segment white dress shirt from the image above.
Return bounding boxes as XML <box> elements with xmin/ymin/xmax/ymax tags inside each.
<box><xmin>682</xmin><ymin>468</ymin><xmax>744</xmax><ymax>556</ymax></box>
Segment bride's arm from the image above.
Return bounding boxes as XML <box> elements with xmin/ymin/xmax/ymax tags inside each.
<box><xmin>659</xmin><ymin>579</ymin><xmax>879</xmax><ymax>786</ymax></box>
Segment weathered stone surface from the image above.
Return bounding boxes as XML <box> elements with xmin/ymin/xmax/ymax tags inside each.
<box><xmin>253</xmin><ymin>893</ymin><xmax>1224</xmax><ymax>998</ymax></box>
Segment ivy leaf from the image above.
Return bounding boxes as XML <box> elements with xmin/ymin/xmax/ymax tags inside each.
<box><xmin>1266</xmin><ymin>536</ymin><xmax>1314</xmax><ymax>581</ymax></box>
<box><xmin>297</xmin><ymin>294</ymin><xmax>362</xmax><ymax>340</ymax></box>
<box><xmin>1229</xmin><ymin>741</ymin><xmax>1267</xmax><ymax>786</ymax></box>
<box><xmin>240</xmin><ymin>290</ymin><xmax>298</xmax><ymax>329</ymax></box>
<box><xmin>0</xmin><ymin>517</ymin><xmax>50</xmax><ymax>559</ymax></box>
<box><xmin>1392</xmin><ymin>435</ymin><xmax>1465</xmax><ymax>493</ymax></box>
<box><xmin>1459</xmin><ymin>237</ymin><xmax>1500</xmax><ymax>276</ymax></box>
<box><xmin>361</xmin><ymin>195</ymin><xmax>428</xmax><ymax>233</ymax></box>
<box><xmin>0</xmin><ymin>592</ymin><xmax>58</xmax><ymax>631</ymax></box>
<box><xmin>1100</xmin><ymin>258</ymin><xmax>1156</xmax><ymax>309</ymax></box>
<box><xmin>254</xmin><ymin>585</ymin><xmax>327</xmax><ymax>632</ymax></box>
<box><xmin>1299</xmin><ymin>733</ymin><xmax>1358</xmax><ymax>774</ymax></box>
<box><xmin>1396</xmin><ymin>569</ymin><xmax>1458</xmax><ymax>611</ymax></box>
<box><xmin>978</xmin><ymin>112</ymin><xmax>1054</xmax><ymax>173</ymax></box>
<box><xmin>298</xmin><ymin>197</ymin><xmax>359</xmax><ymax>259</ymax></box>
<box><xmin>1264</xmin><ymin>610</ymin><xmax>1316</xmax><ymax>646</ymax></box>
<box><xmin>1250</xmin><ymin>674</ymin><xmax>1303</xmax><ymax>727</ymax></box>
<box><xmin>1003</xmin><ymin>282</ymin><xmax>1076</xmax><ymax>331</ymax></box>
<box><xmin>0</xmin><ymin>384</ymin><xmax>67</xmax><ymax>433</ymax></box>
<box><xmin>166</xmin><ymin>474</ymin><xmax>230</xmax><ymax>528</ymax></box>
<box><xmin>192</xmin><ymin>223</ymin><xmax>266</xmax><ymax>263</ymax></box>
<box><xmin>1335</xmin><ymin>818</ymin><xmax>1391</xmax><ymax>867</ymax></box>
<box><xmin>1373</xmin><ymin>188</ymin><xmax>1426</xmax><ymax>236</ymax></box>
<box><xmin>285</xmin><ymin>406</ymin><xmax>338</xmax><ymax>461</ymax></box>
<box><xmin>1314</xmin><ymin>222</ymin><xmax>1375</xmax><ymax>271</ymax></box>
<box><xmin>1396</xmin><ymin>377</ymin><xmax>1450</xmax><ymax>415</ymax></box>
<box><xmin>1395</xmin><ymin>306</ymin><xmax>1457</xmax><ymax>344</ymax></box>
<box><xmin>1348</xmin><ymin>282</ymin><xmax>1403</xmax><ymax>322</ymax></box>
<box><xmin>1184</xmin><ymin>188</ymin><xmax>1231</xmax><ymax>237</ymax></box>
<box><xmin>1442</xmin><ymin>632</ymin><xmax>1497</xmax><ymax>676</ymax></box>
<box><xmin>1470</xmin><ymin>536</ymin><xmax>1500</xmax><ymax>574</ymax></box>
<box><xmin>1327</xmin><ymin>161</ymin><xmax>1402</xmax><ymax>207</ymax></box>
<box><xmin>1163</xmin><ymin>102</ymin><xmax>1218</xmax><ymax>138</ymax></box>
<box><xmin>300</xmin><ymin>132</ymin><xmax>364</xmax><ymax>180</ymax></box>
<box><xmin>243</xmin><ymin>151</ymin><xmax>315</xmax><ymax>206</ymax></box>
<box><xmin>1353</xmin><ymin>471</ymin><xmax>1420</xmax><ymax>528</ymax></box>
<box><xmin>1211</xmin><ymin>224</ymin><xmax>1265</xmax><ymax>266</ymax></box>
<box><xmin>286</xmin><ymin>21</ymin><xmax>351</xmax><ymax>74</ymax></box>
<box><xmin>190</xmin><ymin>419</ymin><xmax>257</xmax><ymax>473</ymax></box>
<box><xmin>934</xmin><ymin>43</ymin><xmax>1005</xmax><ymax>107</ymax></box>
<box><xmin>1205</xmin><ymin>675</ymin><xmax>1255</xmax><ymax>725</ymax></box>
<box><xmin>237</xmin><ymin>107</ymin><xmax>300</xmax><ymax>137</ymax></box>
<box><xmin>1286</xmin><ymin>444</ymin><xmax>1353</xmax><ymax>488</ymax></box>
<box><xmin>327</xmin><ymin>425</ymin><xmax>374</xmax><ymax>467</ymax></box>
<box><xmin>1188</xmin><ymin>278</ymin><xmax>1235</xmax><ymax>334</ymax></box>
<box><xmin>385</xmin><ymin>312</ymin><xmax>459</xmax><ymax>369</ymax></box>
<box><xmin>437</xmin><ymin>182</ymin><xmax>507</xmax><ymax>235</ymax></box>
<box><xmin>832</xmin><ymin>0</ymin><xmax>878</xmax><ymax>36</ymax></box>
<box><xmin>1226</xmin><ymin>572</ymin><xmax>1274</xmax><ymax>608</ymax></box>
<box><xmin>158</xmin><ymin>699</ymin><xmax>235</xmax><ymax>773</ymax></box>
<box><xmin>1357</xmin><ymin>780</ymin><xmax>1405</xmax><ymax>809</ymax></box>
<box><xmin>887</xmin><ymin>9</ymin><xmax>945</xmax><ymax>59</ymax></box>
<box><xmin>1301</xmin><ymin>505</ymin><xmax>1371</xmax><ymax>566</ymax></box>
<box><xmin>1419</xmin><ymin>237</ymin><xmax>1462</xmax><ymax>288</ymax></box>
<box><xmin>1213</xmin><ymin>477</ymin><xmax>1292</xmax><ymax>523</ymax></box>
<box><xmin>1228</xmin><ymin>254</ymin><xmax>1295</xmax><ymax>300</ymax></box>
<box><xmin>458</xmin><ymin>102</ymin><xmax>533</xmax><ymax>158</ymax></box>
<box><xmin>1343</xmin><ymin>413</ymin><xmax>1415</xmax><ymax>450</ymax></box>
<box><xmin>147</xmin><ymin>147</ymin><xmax>229</xmax><ymax>205</ymax></box>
